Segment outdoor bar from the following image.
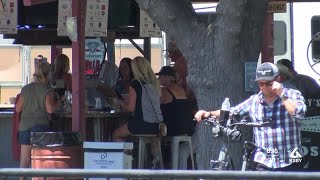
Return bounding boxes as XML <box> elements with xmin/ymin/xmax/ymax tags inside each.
<box><xmin>0</xmin><ymin>0</ymin><xmax>319</xmax><ymax>177</ymax></box>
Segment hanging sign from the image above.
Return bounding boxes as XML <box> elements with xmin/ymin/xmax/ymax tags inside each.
<box><xmin>0</xmin><ymin>0</ymin><xmax>17</xmax><ymax>34</ymax></box>
<box><xmin>139</xmin><ymin>10</ymin><xmax>162</xmax><ymax>38</ymax></box>
<box><xmin>85</xmin><ymin>0</ymin><xmax>109</xmax><ymax>37</ymax></box>
<box><xmin>85</xmin><ymin>38</ymin><xmax>106</xmax><ymax>76</ymax></box>
<box><xmin>66</xmin><ymin>17</ymin><xmax>77</xmax><ymax>42</ymax></box>
<box><xmin>267</xmin><ymin>1</ymin><xmax>286</xmax><ymax>13</ymax></box>
<box><xmin>57</xmin><ymin>0</ymin><xmax>71</xmax><ymax>36</ymax></box>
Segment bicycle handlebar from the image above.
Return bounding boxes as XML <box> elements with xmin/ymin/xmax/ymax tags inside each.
<box><xmin>203</xmin><ymin>117</ymin><xmax>271</xmax><ymax>127</ymax></box>
<box><xmin>202</xmin><ymin>116</ymin><xmax>271</xmax><ymax>140</ymax></box>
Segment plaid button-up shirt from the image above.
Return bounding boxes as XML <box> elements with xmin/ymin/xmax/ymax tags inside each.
<box><xmin>232</xmin><ymin>88</ymin><xmax>306</xmax><ymax>168</ymax></box>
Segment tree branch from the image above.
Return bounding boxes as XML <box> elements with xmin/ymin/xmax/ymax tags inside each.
<box><xmin>135</xmin><ymin>0</ymin><xmax>210</xmax><ymax>58</ymax></box>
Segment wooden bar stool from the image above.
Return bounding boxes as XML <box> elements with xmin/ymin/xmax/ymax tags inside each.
<box><xmin>169</xmin><ymin>135</ymin><xmax>195</xmax><ymax>170</ymax></box>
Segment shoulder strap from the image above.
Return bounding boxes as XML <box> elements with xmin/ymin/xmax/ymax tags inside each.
<box><xmin>139</xmin><ymin>81</ymin><xmax>160</xmax><ymax>122</ymax></box>
<box><xmin>166</xmin><ymin>88</ymin><xmax>176</xmax><ymax>100</ymax></box>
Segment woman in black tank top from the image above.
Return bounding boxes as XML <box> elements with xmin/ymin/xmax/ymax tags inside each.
<box><xmin>157</xmin><ymin>66</ymin><xmax>194</xmax><ymax>136</ymax></box>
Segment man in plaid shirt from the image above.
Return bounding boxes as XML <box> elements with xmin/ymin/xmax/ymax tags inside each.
<box><xmin>195</xmin><ymin>62</ymin><xmax>306</xmax><ymax>171</ymax></box>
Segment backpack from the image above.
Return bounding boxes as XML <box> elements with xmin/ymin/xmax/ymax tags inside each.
<box><xmin>139</xmin><ymin>81</ymin><xmax>163</xmax><ymax>123</ymax></box>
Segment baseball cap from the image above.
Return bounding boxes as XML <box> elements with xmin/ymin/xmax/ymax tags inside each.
<box><xmin>276</xmin><ymin>61</ymin><xmax>294</xmax><ymax>79</ymax></box>
<box><xmin>155</xmin><ymin>66</ymin><xmax>176</xmax><ymax>77</ymax></box>
<box><xmin>255</xmin><ymin>62</ymin><xmax>279</xmax><ymax>81</ymax></box>
<box><xmin>277</xmin><ymin>59</ymin><xmax>294</xmax><ymax>70</ymax></box>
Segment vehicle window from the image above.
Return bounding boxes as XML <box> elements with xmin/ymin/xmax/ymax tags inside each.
<box><xmin>311</xmin><ymin>16</ymin><xmax>320</xmax><ymax>62</ymax></box>
<box><xmin>274</xmin><ymin>20</ymin><xmax>287</xmax><ymax>56</ymax></box>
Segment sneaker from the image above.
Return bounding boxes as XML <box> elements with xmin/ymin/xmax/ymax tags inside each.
<box><xmin>159</xmin><ymin>123</ymin><xmax>167</xmax><ymax>137</ymax></box>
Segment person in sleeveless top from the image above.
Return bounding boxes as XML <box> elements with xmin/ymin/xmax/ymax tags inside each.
<box><xmin>156</xmin><ymin>66</ymin><xmax>194</xmax><ymax>136</ymax></box>
<box><xmin>15</xmin><ymin>62</ymin><xmax>59</xmax><ymax>168</ymax></box>
<box><xmin>53</xmin><ymin>54</ymin><xmax>72</xmax><ymax>98</ymax></box>
<box><xmin>113</xmin><ymin>57</ymin><xmax>134</xmax><ymax>99</ymax></box>
<box><xmin>112</xmin><ymin>56</ymin><xmax>163</xmax><ymax>142</ymax></box>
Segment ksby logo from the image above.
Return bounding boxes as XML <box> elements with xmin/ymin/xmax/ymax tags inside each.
<box><xmin>289</xmin><ymin>148</ymin><xmax>302</xmax><ymax>163</ymax></box>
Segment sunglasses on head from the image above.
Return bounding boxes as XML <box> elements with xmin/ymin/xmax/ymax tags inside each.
<box><xmin>258</xmin><ymin>81</ymin><xmax>274</xmax><ymax>87</ymax></box>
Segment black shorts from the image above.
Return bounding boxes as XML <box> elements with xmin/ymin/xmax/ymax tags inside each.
<box><xmin>128</xmin><ymin>118</ymin><xmax>159</xmax><ymax>135</ymax></box>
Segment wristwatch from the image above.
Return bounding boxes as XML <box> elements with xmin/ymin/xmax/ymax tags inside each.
<box><xmin>280</xmin><ymin>92</ymin><xmax>289</xmax><ymax>101</ymax></box>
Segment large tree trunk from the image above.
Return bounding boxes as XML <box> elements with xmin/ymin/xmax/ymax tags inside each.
<box><xmin>136</xmin><ymin>0</ymin><xmax>269</xmax><ymax>170</ymax></box>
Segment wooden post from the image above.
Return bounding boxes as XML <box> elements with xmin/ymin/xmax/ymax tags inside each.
<box><xmin>261</xmin><ymin>13</ymin><xmax>274</xmax><ymax>63</ymax></box>
<box><xmin>143</xmin><ymin>37</ymin><xmax>151</xmax><ymax>63</ymax></box>
<box><xmin>71</xmin><ymin>0</ymin><xmax>86</xmax><ymax>137</ymax></box>
<box><xmin>50</xmin><ymin>46</ymin><xmax>62</xmax><ymax>63</ymax></box>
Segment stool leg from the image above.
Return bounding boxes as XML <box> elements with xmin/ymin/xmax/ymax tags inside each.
<box><xmin>188</xmin><ymin>139</ymin><xmax>195</xmax><ymax>170</ymax></box>
<box><xmin>138</xmin><ymin>138</ymin><xmax>145</xmax><ymax>169</ymax></box>
<box><xmin>171</xmin><ymin>138</ymin><xmax>179</xmax><ymax>169</ymax></box>
<box><xmin>157</xmin><ymin>138</ymin><xmax>164</xmax><ymax>169</ymax></box>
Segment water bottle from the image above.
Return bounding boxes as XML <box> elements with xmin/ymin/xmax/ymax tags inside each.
<box><xmin>95</xmin><ymin>97</ymin><xmax>102</xmax><ymax>110</ymax></box>
<box><xmin>219</xmin><ymin>98</ymin><xmax>230</xmax><ymax>125</ymax></box>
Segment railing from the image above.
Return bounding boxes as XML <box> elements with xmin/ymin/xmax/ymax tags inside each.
<box><xmin>1</xmin><ymin>169</ymin><xmax>320</xmax><ymax>180</ymax></box>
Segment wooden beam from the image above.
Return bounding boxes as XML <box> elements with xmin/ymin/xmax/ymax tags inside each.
<box><xmin>23</xmin><ymin>0</ymin><xmax>56</xmax><ymax>6</ymax></box>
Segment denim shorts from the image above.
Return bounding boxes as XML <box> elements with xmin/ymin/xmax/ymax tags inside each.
<box><xmin>18</xmin><ymin>124</ymin><xmax>52</xmax><ymax>145</ymax></box>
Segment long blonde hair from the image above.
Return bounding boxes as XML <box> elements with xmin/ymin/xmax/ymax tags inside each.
<box><xmin>131</xmin><ymin>56</ymin><xmax>161</xmax><ymax>94</ymax></box>
<box><xmin>53</xmin><ymin>54</ymin><xmax>70</xmax><ymax>79</ymax></box>
<box><xmin>33</xmin><ymin>62</ymin><xmax>50</xmax><ymax>84</ymax></box>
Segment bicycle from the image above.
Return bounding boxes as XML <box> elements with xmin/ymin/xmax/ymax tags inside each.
<box><xmin>203</xmin><ymin>113</ymin><xmax>271</xmax><ymax>171</ymax></box>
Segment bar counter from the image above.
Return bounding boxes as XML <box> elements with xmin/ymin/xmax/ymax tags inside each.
<box><xmin>54</xmin><ymin>110</ymin><xmax>132</xmax><ymax>142</ymax></box>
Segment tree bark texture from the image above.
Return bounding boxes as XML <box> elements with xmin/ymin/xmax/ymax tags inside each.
<box><xmin>135</xmin><ymin>0</ymin><xmax>269</xmax><ymax>170</ymax></box>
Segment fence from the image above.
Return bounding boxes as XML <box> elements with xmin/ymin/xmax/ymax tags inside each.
<box><xmin>1</xmin><ymin>169</ymin><xmax>320</xmax><ymax>180</ymax></box>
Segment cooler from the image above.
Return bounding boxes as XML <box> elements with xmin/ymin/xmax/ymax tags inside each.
<box><xmin>83</xmin><ymin>142</ymin><xmax>133</xmax><ymax>180</ymax></box>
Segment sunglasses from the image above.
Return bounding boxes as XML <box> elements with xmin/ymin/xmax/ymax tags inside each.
<box><xmin>258</xmin><ymin>81</ymin><xmax>274</xmax><ymax>87</ymax></box>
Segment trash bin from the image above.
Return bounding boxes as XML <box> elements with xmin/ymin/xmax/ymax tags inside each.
<box><xmin>31</xmin><ymin>132</ymin><xmax>83</xmax><ymax>179</ymax></box>
<box><xmin>83</xmin><ymin>142</ymin><xmax>133</xmax><ymax>180</ymax></box>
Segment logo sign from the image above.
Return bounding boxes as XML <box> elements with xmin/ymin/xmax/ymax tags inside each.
<box><xmin>100</xmin><ymin>153</ymin><xmax>107</xmax><ymax>159</ymax></box>
<box><xmin>267</xmin><ymin>1</ymin><xmax>287</xmax><ymax>13</ymax></box>
<box><xmin>289</xmin><ymin>148</ymin><xmax>303</xmax><ymax>163</ymax></box>
<box><xmin>85</xmin><ymin>38</ymin><xmax>106</xmax><ymax>76</ymax></box>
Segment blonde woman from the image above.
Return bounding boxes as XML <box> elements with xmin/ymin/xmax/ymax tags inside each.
<box><xmin>53</xmin><ymin>54</ymin><xmax>72</xmax><ymax>96</ymax></box>
<box><xmin>15</xmin><ymin>62</ymin><xmax>59</xmax><ymax>168</ymax></box>
<box><xmin>112</xmin><ymin>56</ymin><xmax>163</xmax><ymax>141</ymax></box>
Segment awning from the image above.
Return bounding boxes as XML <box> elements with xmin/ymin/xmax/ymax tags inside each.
<box><xmin>23</xmin><ymin>0</ymin><xmax>56</xmax><ymax>6</ymax></box>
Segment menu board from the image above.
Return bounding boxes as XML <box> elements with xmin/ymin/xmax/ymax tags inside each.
<box><xmin>139</xmin><ymin>10</ymin><xmax>161</xmax><ymax>38</ymax></box>
<box><xmin>0</xmin><ymin>0</ymin><xmax>17</xmax><ymax>34</ymax></box>
<box><xmin>85</xmin><ymin>0</ymin><xmax>109</xmax><ymax>37</ymax></box>
<box><xmin>57</xmin><ymin>0</ymin><xmax>72</xmax><ymax>36</ymax></box>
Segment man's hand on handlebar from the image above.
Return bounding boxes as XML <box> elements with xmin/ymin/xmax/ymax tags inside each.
<box><xmin>194</xmin><ymin>110</ymin><xmax>220</xmax><ymax>121</ymax></box>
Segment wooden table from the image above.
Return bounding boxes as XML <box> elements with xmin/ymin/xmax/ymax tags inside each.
<box><xmin>55</xmin><ymin>110</ymin><xmax>132</xmax><ymax>142</ymax></box>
